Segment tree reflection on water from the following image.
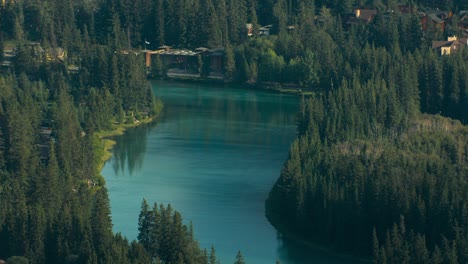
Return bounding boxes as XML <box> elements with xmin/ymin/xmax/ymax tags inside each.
<box><xmin>109</xmin><ymin>121</ymin><xmax>158</xmax><ymax>176</ymax></box>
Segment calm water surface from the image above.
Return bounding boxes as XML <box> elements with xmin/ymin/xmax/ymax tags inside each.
<box><xmin>102</xmin><ymin>80</ymin><xmax>361</xmax><ymax>264</ymax></box>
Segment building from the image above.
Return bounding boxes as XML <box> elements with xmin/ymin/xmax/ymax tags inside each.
<box><xmin>38</xmin><ymin>126</ymin><xmax>54</xmax><ymax>164</ymax></box>
<box><xmin>142</xmin><ymin>46</ymin><xmax>225</xmax><ymax>78</ymax></box>
<box><xmin>159</xmin><ymin>49</ymin><xmax>199</xmax><ymax>71</ymax></box>
<box><xmin>420</xmin><ymin>10</ymin><xmax>452</xmax><ymax>31</ymax></box>
<box><xmin>1</xmin><ymin>0</ymin><xmax>15</xmax><ymax>6</ymax></box>
<box><xmin>347</xmin><ymin>8</ymin><xmax>378</xmax><ymax>24</ymax></box>
<box><xmin>246</xmin><ymin>23</ymin><xmax>254</xmax><ymax>37</ymax></box>
<box><xmin>259</xmin><ymin>25</ymin><xmax>273</xmax><ymax>36</ymax></box>
<box><xmin>45</xmin><ymin>47</ymin><xmax>66</xmax><ymax>61</ymax></box>
<box><xmin>432</xmin><ymin>36</ymin><xmax>468</xmax><ymax>55</ymax></box>
<box><xmin>421</xmin><ymin>14</ymin><xmax>445</xmax><ymax>31</ymax></box>
<box><xmin>458</xmin><ymin>11</ymin><xmax>468</xmax><ymax>36</ymax></box>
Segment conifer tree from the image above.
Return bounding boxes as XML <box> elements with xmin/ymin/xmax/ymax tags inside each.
<box><xmin>209</xmin><ymin>245</ymin><xmax>217</xmax><ymax>264</ymax></box>
<box><xmin>224</xmin><ymin>44</ymin><xmax>235</xmax><ymax>80</ymax></box>
<box><xmin>234</xmin><ymin>250</ymin><xmax>246</xmax><ymax>264</ymax></box>
<box><xmin>91</xmin><ymin>188</ymin><xmax>113</xmax><ymax>262</ymax></box>
<box><xmin>0</xmin><ymin>37</ymin><xmax>4</xmax><ymax>63</ymax></box>
<box><xmin>137</xmin><ymin>199</ymin><xmax>152</xmax><ymax>250</ymax></box>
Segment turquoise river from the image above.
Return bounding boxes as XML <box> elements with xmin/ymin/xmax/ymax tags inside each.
<box><xmin>102</xmin><ymin>80</ymin><xmax>362</xmax><ymax>264</ymax></box>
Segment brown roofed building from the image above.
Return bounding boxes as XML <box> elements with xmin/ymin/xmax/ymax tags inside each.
<box><xmin>347</xmin><ymin>8</ymin><xmax>378</xmax><ymax>24</ymax></box>
<box><xmin>421</xmin><ymin>13</ymin><xmax>446</xmax><ymax>31</ymax></box>
<box><xmin>458</xmin><ymin>12</ymin><xmax>468</xmax><ymax>35</ymax></box>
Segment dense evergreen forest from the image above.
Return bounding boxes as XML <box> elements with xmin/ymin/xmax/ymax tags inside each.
<box><xmin>0</xmin><ymin>0</ymin><xmax>467</xmax><ymax>263</ymax></box>
<box><xmin>262</xmin><ymin>1</ymin><xmax>468</xmax><ymax>264</ymax></box>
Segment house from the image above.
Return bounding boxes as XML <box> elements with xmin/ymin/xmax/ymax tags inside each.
<box><xmin>398</xmin><ymin>4</ymin><xmax>413</xmax><ymax>14</ymax></box>
<box><xmin>28</xmin><ymin>42</ymin><xmax>45</xmax><ymax>56</ymax></box>
<box><xmin>194</xmin><ymin>47</ymin><xmax>209</xmax><ymax>54</ymax></box>
<box><xmin>45</xmin><ymin>47</ymin><xmax>66</xmax><ymax>61</ymax></box>
<box><xmin>38</xmin><ymin>126</ymin><xmax>54</xmax><ymax>164</ymax></box>
<box><xmin>421</xmin><ymin>13</ymin><xmax>446</xmax><ymax>31</ymax></box>
<box><xmin>348</xmin><ymin>8</ymin><xmax>378</xmax><ymax>24</ymax></box>
<box><xmin>158</xmin><ymin>49</ymin><xmax>199</xmax><ymax>72</ymax></box>
<box><xmin>458</xmin><ymin>11</ymin><xmax>468</xmax><ymax>35</ymax></box>
<box><xmin>259</xmin><ymin>25</ymin><xmax>273</xmax><ymax>36</ymax></box>
<box><xmin>420</xmin><ymin>10</ymin><xmax>452</xmax><ymax>31</ymax></box>
<box><xmin>432</xmin><ymin>36</ymin><xmax>468</xmax><ymax>55</ymax></box>
<box><xmin>1</xmin><ymin>48</ymin><xmax>14</xmax><ymax>69</ymax></box>
<box><xmin>1</xmin><ymin>0</ymin><xmax>15</xmax><ymax>6</ymax></box>
<box><xmin>157</xmin><ymin>45</ymin><xmax>172</xmax><ymax>51</ymax></box>
<box><xmin>246</xmin><ymin>23</ymin><xmax>254</xmax><ymax>37</ymax></box>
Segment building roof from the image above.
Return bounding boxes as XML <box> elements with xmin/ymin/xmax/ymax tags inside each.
<box><xmin>431</xmin><ymin>37</ymin><xmax>467</xmax><ymax>54</ymax></box>
<box><xmin>208</xmin><ymin>48</ymin><xmax>224</xmax><ymax>56</ymax></box>
<box><xmin>459</xmin><ymin>13</ymin><xmax>468</xmax><ymax>29</ymax></box>
<box><xmin>195</xmin><ymin>47</ymin><xmax>209</xmax><ymax>52</ymax></box>
<box><xmin>355</xmin><ymin>9</ymin><xmax>377</xmax><ymax>21</ymax></box>
<box><xmin>159</xmin><ymin>49</ymin><xmax>197</xmax><ymax>56</ymax></box>
<box><xmin>432</xmin><ymin>41</ymin><xmax>452</xmax><ymax>49</ymax></box>
<box><xmin>428</xmin><ymin>13</ymin><xmax>445</xmax><ymax>24</ymax></box>
<box><xmin>398</xmin><ymin>4</ymin><xmax>412</xmax><ymax>13</ymax></box>
<box><xmin>157</xmin><ymin>45</ymin><xmax>172</xmax><ymax>50</ymax></box>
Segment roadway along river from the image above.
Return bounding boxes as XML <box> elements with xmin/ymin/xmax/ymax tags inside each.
<box><xmin>102</xmin><ymin>80</ymin><xmax>360</xmax><ymax>264</ymax></box>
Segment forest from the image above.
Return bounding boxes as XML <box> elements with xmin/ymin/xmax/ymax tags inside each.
<box><xmin>0</xmin><ymin>0</ymin><xmax>467</xmax><ymax>263</ymax></box>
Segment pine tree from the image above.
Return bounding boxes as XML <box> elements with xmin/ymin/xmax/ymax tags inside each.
<box><xmin>372</xmin><ymin>228</ymin><xmax>380</xmax><ymax>264</ymax></box>
<box><xmin>234</xmin><ymin>250</ymin><xmax>246</xmax><ymax>264</ymax></box>
<box><xmin>138</xmin><ymin>199</ymin><xmax>153</xmax><ymax>250</ymax></box>
<box><xmin>91</xmin><ymin>188</ymin><xmax>113</xmax><ymax>262</ymax></box>
<box><xmin>45</xmin><ymin>140</ymin><xmax>60</xmax><ymax>218</ymax></box>
<box><xmin>28</xmin><ymin>205</ymin><xmax>46</xmax><ymax>263</ymax></box>
<box><xmin>209</xmin><ymin>245</ymin><xmax>217</xmax><ymax>264</ymax></box>
<box><xmin>198</xmin><ymin>0</ymin><xmax>222</xmax><ymax>48</ymax></box>
<box><xmin>152</xmin><ymin>0</ymin><xmax>165</xmax><ymax>47</ymax></box>
<box><xmin>224</xmin><ymin>44</ymin><xmax>235</xmax><ymax>80</ymax></box>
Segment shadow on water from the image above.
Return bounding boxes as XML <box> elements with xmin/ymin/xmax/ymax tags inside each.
<box><xmin>156</xmin><ymin>82</ymin><xmax>299</xmax><ymax>147</ymax></box>
<box><xmin>276</xmin><ymin>232</ymin><xmax>370</xmax><ymax>264</ymax></box>
<box><xmin>109</xmin><ymin>121</ymin><xmax>158</xmax><ymax>176</ymax></box>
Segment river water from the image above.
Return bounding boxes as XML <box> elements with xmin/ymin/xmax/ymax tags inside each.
<box><xmin>102</xmin><ymin>80</ymin><xmax>361</xmax><ymax>264</ymax></box>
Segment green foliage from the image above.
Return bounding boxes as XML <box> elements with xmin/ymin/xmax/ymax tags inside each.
<box><xmin>224</xmin><ymin>44</ymin><xmax>236</xmax><ymax>80</ymax></box>
<box><xmin>0</xmin><ymin>1</ymin><xmax>162</xmax><ymax>263</ymax></box>
<box><xmin>234</xmin><ymin>250</ymin><xmax>246</xmax><ymax>264</ymax></box>
<box><xmin>150</xmin><ymin>55</ymin><xmax>166</xmax><ymax>79</ymax></box>
<box><xmin>268</xmin><ymin>53</ymin><xmax>468</xmax><ymax>260</ymax></box>
<box><xmin>6</xmin><ymin>256</ymin><xmax>29</xmax><ymax>264</ymax></box>
<box><xmin>0</xmin><ymin>1</ymin><xmax>467</xmax><ymax>263</ymax></box>
<box><xmin>137</xmin><ymin>201</ymin><xmax>209</xmax><ymax>264</ymax></box>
